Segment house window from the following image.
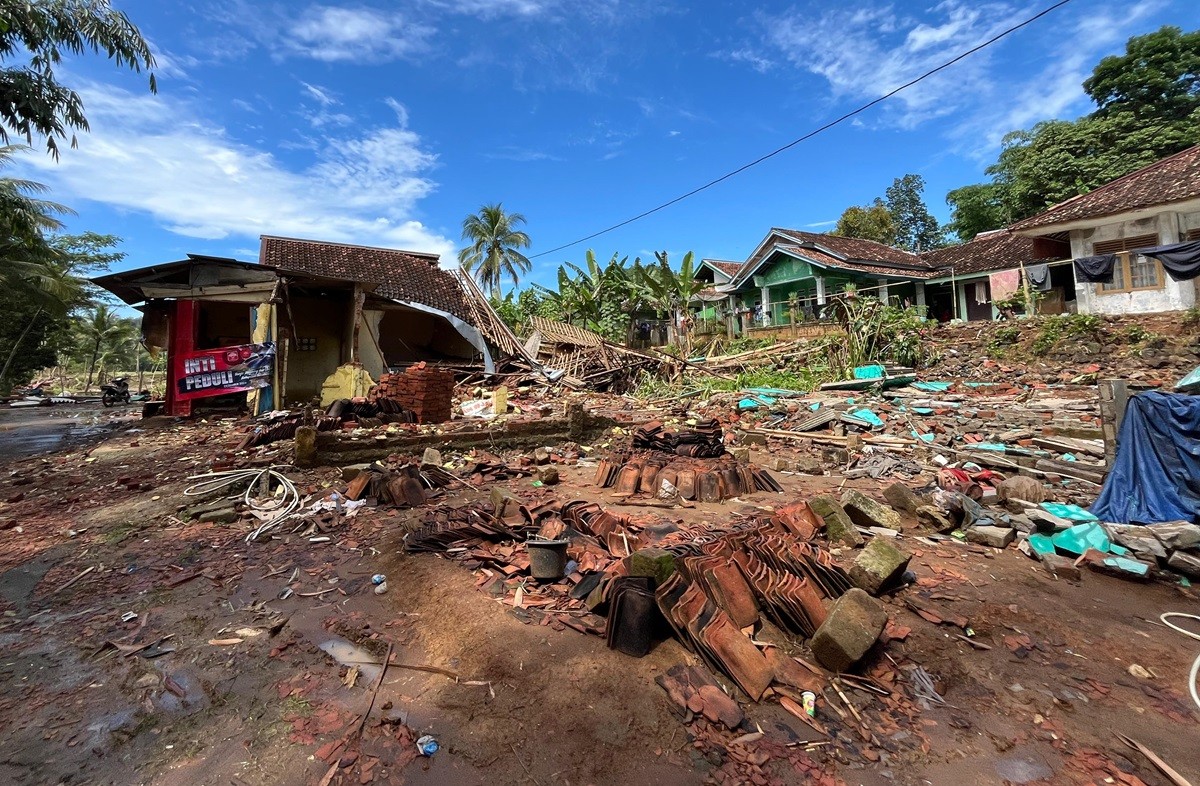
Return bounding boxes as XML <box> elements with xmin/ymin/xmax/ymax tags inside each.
<box><xmin>1094</xmin><ymin>234</ymin><xmax>1163</xmax><ymax>294</ymax></box>
<box><xmin>296</xmin><ymin>337</ymin><xmax>318</xmax><ymax>351</ymax></box>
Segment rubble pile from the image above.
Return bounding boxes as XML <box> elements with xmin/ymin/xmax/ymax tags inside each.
<box><xmin>372</xmin><ymin>363</ymin><xmax>455</xmax><ymax>423</ymax></box>
<box><xmin>593</xmin><ymin>451</ymin><xmax>782</xmax><ymax>501</ymax></box>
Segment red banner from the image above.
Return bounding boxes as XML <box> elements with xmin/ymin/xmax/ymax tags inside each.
<box><xmin>176</xmin><ymin>342</ymin><xmax>275</xmax><ymax>401</ymax></box>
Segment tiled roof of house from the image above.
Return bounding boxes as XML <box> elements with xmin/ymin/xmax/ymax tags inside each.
<box><xmin>259</xmin><ymin>236</ymin><xmax>471</xmax><ymax>321</ymax></box>
<box><xmin>772</xmin><ymin>228</ymin><xmax>924</xmax><ymax>266</ymax></box>
<box><xmin>918</xmin><ymin>230</ymin><xmax>1058</xmax><ymax>275</ymax></box>
<box><xmin>1010</xmin><ymin>144</ymin><xmax>1200</xmax><ymax>233</ymax></box>
<box><xmin>776</xmin><ymin>244</ymin><xmax>942</xmax><ymax>279</ymax></box>
<box><xmin>705</xmin><ymin>259</ymin><xmax>743</xmax><ymax>275</ymax></box>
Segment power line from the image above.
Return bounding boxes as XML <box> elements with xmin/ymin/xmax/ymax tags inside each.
<box><xmin>530</xmin><ymin>0</ymin><xmax>1075</xmax><ymax>261</ymax></box>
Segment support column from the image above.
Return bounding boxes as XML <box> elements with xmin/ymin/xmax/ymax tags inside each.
<box><xmin>876</xmin><ymin>278</ymin><xmax>889</xmax><ymax>304</ymax></box>
<box><xmin>915</xmin><ymin>281</ymin><xmax>926</xmax><ymax>310</ymax></box>
<box><xmin>815</xmin><ymin>276</ymin><xmax>826</xmax><ymax>305</ymax></box>
<box><xmin>1098</xmin><ymin>379</ymin><xmax>1129</xmax><ymax>468</ymax></box>
<box><xmin>760</xmin><ymin>284</ymin><xmax>770</xmax><ymax>326</ymax></box>
<box><xmin>166</xmin><ymin>299</ymin><xmax>198</xmax><ymax>418</ymax></box>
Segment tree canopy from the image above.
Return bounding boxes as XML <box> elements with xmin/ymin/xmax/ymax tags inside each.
<box><xmin>0</xmin><ymin>0</ymin><xmax>156</xmax><ymax>159</ymax></box>
<box><xmin>832</xmin><ymin>199</ymin><xmax>896</xmax><ymax>246</ymax></box>
<box><xmin>948</xmin><ymin>25</ymin><xmax>1200</xmax><ymax>238</ymax></box>
<box><xmin>832</xmin><ymin>177</ymin><xmax>942</xmax><ymax>251</ymax></box>
<box><xmin>457</xmin><ymin>203</ymin><xmax>533</xmax><ymax>298</ymax></box>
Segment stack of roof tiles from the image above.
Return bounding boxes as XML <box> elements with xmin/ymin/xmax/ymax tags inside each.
<box><xmin>372</xmin><ymin>362</ymin><xmax>455</xmax><ymax>423</ymax></box>
<box><xmin>632</xmin><ymin>419</ymin><xmax>724</xmax><ymax>458</ymax></box>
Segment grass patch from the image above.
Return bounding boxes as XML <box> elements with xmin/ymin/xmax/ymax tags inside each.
<box><xmin>102</xmin><ymin>521</ymin><xmax>142</xmax><ymax>545</ymax></box>
<box><xmin>280</xmin><ymin>695</ymin><xmax>313</xmax><ymax>718</ymax></box>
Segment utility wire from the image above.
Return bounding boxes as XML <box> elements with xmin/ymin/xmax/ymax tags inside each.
<box><xmin>530</xmin><ymin>0</ymin><xmax>1075</xmax><ymax>260</ymax></box>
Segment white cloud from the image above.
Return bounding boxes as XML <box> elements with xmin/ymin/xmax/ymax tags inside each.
<box><xmin>300</xmin><ymin>81</ymin><xmax>338</xmax><ymax>106</ymax></box>
<box><xmin>283</xmin><ymin>6</ymin><xmax>435</xmax><ymax>63</ymax></box>
<box><xmin>954</xmin><ymin>0</ymin><xmax>1167</xmax><ymax>154</ymax></box>
<box><xmin>25</xmin><ymin>84</ymin><xmax>454</xmax><ymax>263</ymax></box>
<box><xmin>484</xmin><ymin>146</ymin><xmax>563</xmax><ymax>161</ymax></box>
<box><xmin>424</xmin><ymin>0</ymin><xmax>556</xmax><ymax>18</ymax></box>
<box><xmin>749</xmin><ymin>0</ymin><xmax>1021</xmax><ymax>129</ymax></box>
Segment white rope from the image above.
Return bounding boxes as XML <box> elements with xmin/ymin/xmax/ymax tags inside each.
<box><xmin>184</xmin><ymin>467</ymin><xmax>302</xmax><ymax>542</ymax></box>
<box><xmin>1160</xmin><ymin>612</ymin><xmax>1200</xmax><ymax>712</ymax></box>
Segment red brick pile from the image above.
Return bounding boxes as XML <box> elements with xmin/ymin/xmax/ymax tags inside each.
<box><xmin>372</xmin><ymin>362</ymin><xmax>455</xmax><ymax>423</ymax></box>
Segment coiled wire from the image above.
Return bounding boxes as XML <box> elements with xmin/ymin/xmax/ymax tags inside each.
<box><xmin>183</xmin><ymin>467</ymin><xmax>301</xmax><ymax>542</ymax></box>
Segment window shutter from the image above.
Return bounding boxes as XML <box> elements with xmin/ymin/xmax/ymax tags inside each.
<box><xmin>1092</xmin><ymin>234</ymin><xmax>1159</xmax><ymax>255</ymax></box>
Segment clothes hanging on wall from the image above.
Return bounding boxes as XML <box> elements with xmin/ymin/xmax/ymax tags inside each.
<box><xmin>1025</xmin><ymin>263</ymin><xmax>1052</xmax><ymax>291</ymax></box>
<box><xmin>1136</xmin><ymin>240</ymin><xmax>1200</xmax><ymax>281</ymax></box>
<box><xmin>988</xmin><ymin>269</ymin><xmax>1020</xmax><ymax>301</ymax></box>
<box><xmin>1073</xmin><ymin>254</ymin><xmax>1116</xmax><ymax>283</ymax></box>
<box><xmin>973</xmin><ymin>281</ymin><xmax>988</xmax><ymax>304</ymax></box>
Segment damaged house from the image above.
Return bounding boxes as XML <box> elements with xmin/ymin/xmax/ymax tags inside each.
<box><xmin>708</xmin><ymin>143</ymin><xmax>1200</xmax><ymax>326</ymax></box>
<box><xmin>95</xmin><ymin>236</ymin><xmax>502</xmax><ymax>417</ymax></box>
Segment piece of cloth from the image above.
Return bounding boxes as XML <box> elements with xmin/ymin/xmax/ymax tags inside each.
<box><xmin>989</xmin><ymin>269</ymin><xmax>1020</xmax><ymax>301</ymax></box>
<box><xmin>1073</xmin><ymin>254</ymin><xmax>1116</xmax><ymax>283</ymax></box>
<box><xmin>1090</xmin><ymin>391</ymin><xmax>1200</xmax><ymax>524</ymax></box>
<box><xmin>973</xmin><ymin>281</ymin><xmax>988</xmax><ymax>304</ymax></box>
<box><xmin>1025</xmin><ymin>263</ymin><xmax>1052</xmax><ymax>291</ymax></box>
<box><xmin>1135</xmin><ymin>240</ymin><xmax>1200</xmax><ymax>281</ymax></box>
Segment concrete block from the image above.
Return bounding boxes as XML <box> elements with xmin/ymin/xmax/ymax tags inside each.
<box><xmin>729</xmin><ymin>447</ymin><xmax>751</xmax><ymax>463</ymax></box>
<box><xmin>294</xmin><ymin>426</ymin><xmax>317</xmax><ymax>467</ymax></box>
<box><xmin>421</xmin><ymin>448</ymin><xmax>443</xmax><ymax>469</ymax></box>
<box><xmin>536</xmin><ymin>466</ymin><xmax>560</xmax><ymax>485</ymax></box>
<box><xmin>1168</xmin><ymin>550</ymin><xmax>1200</xmax><ymax>578</ymax></box>
<box><xmin>1039</xmin><ymin>552</ymin><xmax>1082</xmax><ymax>582</ymax></box>
<box><xmin>916</xmin><ymin>505</ymin><xmax>956</xmax><ymax>533</ymax></box>
<box><xmin>1104</xmin><ymin>524</ymin><xmax>1167</xmax><ymax>560</ymax></box>
<box><xmin>1154</xmin><ymin>522</ymin><xmax>1200</xmax><ymax>551</ymax></box>
<box><xmin>793</xmin><ymin>456</ymin><xmax>824</xmax><ymax>475</ymax></box>
<box><xmin>882</xmin><ymin>483</ymin><xmax>923</xmax><ymax>514</ymax></box>
<box><xmin>810</xmin><ymin>495</ymin><xmax>862</xmax><ymax>547</ymax></box>
<box><xmin>341</xmin><ymin>462</ymin><xmax>372</xmax><ymax>482</ymax></box>
<box><xmin>966</xmin><ymin>525</ymin><xmax>1016</xmax><ymax>549</ymax></box>
<box><xmin>849</xmin><ymin>537</ymin><xmax>911</xmax><ymax>595</ymax></box>
<box><xmin>840</xmin><ymin>489</ymin><xmax>903</xmax><ymax>531</ymax></box>
<box><xmin>810</xmin><ymin>588</ymin><xmax>888</xmax><ymax>673</ymax></box>
<box><xmin>627</xmin><ymin>548</ymin><xmax>677</xmax><ymax>587</ymax></box>
<box><xmin>738</xmin><ymin>430</ymin><xmax>768</xmax><ymax>447</ymax></box>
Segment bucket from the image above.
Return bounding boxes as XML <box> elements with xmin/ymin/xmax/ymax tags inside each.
<box><xmin>527</xmin><ymin>539</ymin><xmax>570</xmax><ymax>580</ymax></box>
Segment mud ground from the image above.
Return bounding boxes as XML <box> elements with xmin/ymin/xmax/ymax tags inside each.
<box><xmin>0</xmin><ymin>413</ymin><xmax>1197</xmax><ymax>786</ymax></box>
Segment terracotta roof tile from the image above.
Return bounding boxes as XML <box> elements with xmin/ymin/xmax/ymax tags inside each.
<box><xmin>259</xmin><ymin>236</ymin><xmax>471</xmax><ymax>322</ymax></box>
<box><xmin>706</xmin><ymin>259</ymin><xmax>743</xmax><ymax>275</ymax></box>
<box><xmin>918</xmin><ymin>230</ymin><xmax>1061</xmax><ymax>275</ymax></box>
<box><xmin>1010</xmin><ymin>144</ymin><xmax>1200</xmax><ymax>232</ymax></box>
<box><xmin>772</xmin><ymin>228</ymin><xmax>925</xmax><ymax>266</ymax></box>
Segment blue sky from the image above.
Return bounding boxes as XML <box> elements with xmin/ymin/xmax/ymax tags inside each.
<box><xmin>17</xmin><ymin>0</ymin><xmax>1200</xmax><ymax>291</ymax></box>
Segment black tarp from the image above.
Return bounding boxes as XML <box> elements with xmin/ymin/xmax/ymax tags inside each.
<box><xmin>1073</xmin><ymin>254</ymin><xmax>1116</xmax><ymax>283</ymax></box>
<box><xmin>1136</xmin><ymin>240</ymin><xmax>1200</xmax><ymax>281</ymax></box>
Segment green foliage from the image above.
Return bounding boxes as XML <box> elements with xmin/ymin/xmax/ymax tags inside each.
<box><xmin>945</xmin><ymin>183</ymin><xmax>1009</xmax><ymax>242</ymax></box>
<box><xmin>885</xmin><ymin>174</ymin><xmax>943</xmax><ymax>252</ymax></box>
<box><xmin>1084</xmin><ymin>26</ymin><xmax>1200</xmax><ymax>124</ymax></box>
<box><xmin>819</xmin><ymin>297</ymin><xmax>934</xmax><ymax>376</ymax></box>
<box><xmin>0</xmin><ymin>0</ymin><xmax>157</xmax><ymax>159</ymax></box>
<box><xmin>833</xmin><ymin>175</ymin><xmax>942</xmax><ymax>251</ymax></box>
<box><xmin>458</xmin><ymin>203</ymin><xmax>532</xmax><ymax>298</ymax></box>
<box><xmin>832</xmin><ymin>199</ymin><xmax>897</xmax><ymax>246</ymax></box>
<box><xmin>1062</xmin><ymin>313</ymin><xmax>1103</xmax><ymax>340</ymax></box>
<box><xmin>958</xmin><ymin>25</ymin><xmax>1200</xmax><ymax>223</ymax></box>
<box><xmin>1122</xmin><ymin>324</ymin><xmax>1150</xmax><ymax>344</ymax></box>
<box><xmin>1030</xmin><ymin>314</ymin><xmax>1101</xmax><ymax>356</ymax></box>
<box><xmin>1031</xmin><ymin>319</ymin><xmax>1062</xmax><ymax>356</ymax></box>
<box><xmin>1183</xmin><ymin>307</ymin><xmax>1200</xmax><ymax>329</ymax></box>
<box><xmin>988</xmin><ymin>325</ymin><xmax>1021</xmax><ymax>354</ymax></box>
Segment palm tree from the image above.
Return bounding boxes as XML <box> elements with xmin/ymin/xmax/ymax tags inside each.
<box><xmin>75</xmin><ymin>304</ymin><xmax>136</xmax><ymax>390</ymax></box>
<box><xmin>457</xmin><ymin>204</ymin><xmax>533</xmax><ymax>299</ymax></box>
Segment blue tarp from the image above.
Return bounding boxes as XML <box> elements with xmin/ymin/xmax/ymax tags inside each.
<box><xmin>1091</xmin><ymin>391</ymin><xmax>1200</xmax><ymax>524</ymax></box>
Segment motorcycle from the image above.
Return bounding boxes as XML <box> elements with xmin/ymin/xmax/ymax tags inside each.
<box><xmin>101</xmin><ymin>377</ymin><xmax>131</xmax><ymax>407</ymax></box>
